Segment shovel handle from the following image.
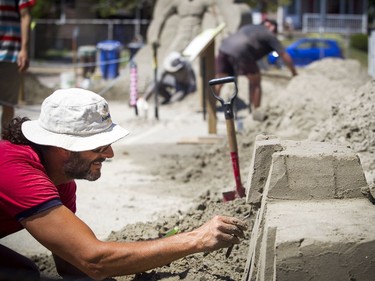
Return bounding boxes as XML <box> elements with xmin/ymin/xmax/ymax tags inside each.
<box><xmin>208</xmin><ymin>76</ymin><xmax>236</xmax><ymax>86</ymax></box>
<box><xmin>226</xmin><ymin>114</ymin><xmax>244</xmax><ymax>196</ymax></box>
<box><xmin>208</xmin><ymin>76</ymin><xmax>238</xmax><ymax>107</ymax></box>
<box><xmin>210</xmin><ymin>76</ymin><xmax>246</xmax><ymax>200</ymax></box>
<box><xmin>152</xmin><ymin>42</ymin><xmax>160</xmax><ymax>120</ymax></box>
<box><xmin>226</xmin><ymin>118</ymin><xmax>237</xmax><ymax>153</ymax></box>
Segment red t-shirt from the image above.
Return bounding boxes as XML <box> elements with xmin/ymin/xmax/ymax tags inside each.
<box><xmin>0</xmin><ymin>140</ymin><xmax>76</xmax><ymax>238</ymax></box>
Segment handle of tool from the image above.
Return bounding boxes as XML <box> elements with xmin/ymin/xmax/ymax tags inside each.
<box><xmin>226</xmin><ymin>118</ymin><xmax>246</xmax><ymax>198</ymax></box>
<box><xmin>225</xmin><ymin>245</ymin><xmax>234</xmax><ymax>258</ymax></box>
<box><xmin>152</xmin><ymin>43</ymin><xmax>159</xmax><ymax>120</ymax></box>
<box><xmin>225</xmin><ymin>213</ymin><xmax>251</xmax><ymax>258</ymax></box>
<box><xmin>226</xmin><ymin>118</ymin><xmax>238</xmax><ymax>153</ymax></box>
<box><xmin>208</xmin><ymin>76</ymin><xmax>236</xmax><ymax>86</ymax></box>
<box><xmin>208</xmin><ymin>76</ymin><xmax>237</xmax><ymax>105</ymax></box>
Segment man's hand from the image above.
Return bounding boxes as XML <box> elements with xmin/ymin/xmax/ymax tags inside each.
<box><xmin>191</xmin><ymin>215</ymin><xmax>248</xmax><ymax>252</ymax></box>
<box><xmin>17</xmin><ymin>49</ymin><xmax>29</xmax><ymax>72</ymax></box>
<box><xmin>280</xmin><ymin>52</ymin><xmax>297</xmax><ymax>77</ymax></box>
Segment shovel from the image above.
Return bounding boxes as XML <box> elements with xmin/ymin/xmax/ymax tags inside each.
<box><xmin>208</xmin><ymin>76</ymin><xmax>246</xmax><ymax>201</ymax></box>
<box><xmin>152</xmin><ymin>42</ymin><xmax>160</xmax><ymax>120</ymax></box>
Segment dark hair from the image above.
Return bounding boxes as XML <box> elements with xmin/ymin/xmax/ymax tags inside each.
<box><xmin>1</xmin><ymin>117</ymin><xmax>31</xmax><ymax>144</ymax></box>
<box><xmin>2</xmin><ymin>117</ymin><xmax>49</xmax><ymax>161</ymax></box>
<box><xmin>261</xmin><ymin>19</ymin><xmax>278</xmax><ymax>34</ymax></box>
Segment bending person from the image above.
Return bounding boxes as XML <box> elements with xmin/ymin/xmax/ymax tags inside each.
<box><xmin>143</xmin><ymin>52</ymin><xmax>196</xmax><ymax>104</ymax></box>
<box><xmin>0</xmin><ymin>88</ymin><xmax>247</xmax><ymax>280</ymax></box>
<box><xmin>215</xmin><ymin>19</ymin><xmax>297</xmax><ymax>120</ymax></box>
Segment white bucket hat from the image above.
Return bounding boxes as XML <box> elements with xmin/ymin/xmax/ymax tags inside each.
<box><xmin>21</xmin><ymin>88</ymin><xmax>129</xmax><ymax>152</ymax></box>
<box><xmin>163</xmin><ymin>52</ymin><xmax>186</xmax><ymax>73</ymax></box>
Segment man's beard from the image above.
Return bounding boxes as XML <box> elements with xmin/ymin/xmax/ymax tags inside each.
<box><xmin>63</xmin><ymin>152</ymin><xmax>104</xmax><ymax>181</ymax></box>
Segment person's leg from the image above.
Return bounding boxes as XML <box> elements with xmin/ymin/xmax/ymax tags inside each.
<box><xmin>156</xmin><ymin>74</ymin><xmax>175</xmax><ymax>104</ymax></box>
<box><xmin>245</xmin><ymin>71</ymin><xmax>266</xmax><ymax>121</ymax></box>
<box><xmin>246</xmin><ymin>71</ymin><xmax>261</xmax><ymax>112</ymax></box>
<box><xmin>214</xmin><ymin>51</ymin><xmax>235</xmax><ymax>96</ymax></box>
<box><xmin>240</xmin><ymin>59</ymin><xmax>261</xmax><ymax>113</ymax></box>
<box><xmin>157</xmin><ymin>83</ymin><xmax>172</xmax><ymax>104</ymax></box>
<box><xmin>2</xmin><ymin>105</ymin><xmax>15</xmax><ymax>129</ymax></box>
<box><xmin>213</xmin><ymin>74</ymin><xmax>226</xmax><ymax>96</ymax></box>
<box><xmin>0</xmin><ymin>62</ymin><xmax>20</xmax><ymax>130</ymax></box>
<box><xmin>0</xmin><ymin>244</ymin><xmax>40</xmax><ymax>281</ymax></box>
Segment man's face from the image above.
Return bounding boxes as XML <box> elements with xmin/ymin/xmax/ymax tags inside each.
<box><xmin>264</xmin><ymin>21</ymin><xmax>276</xmax><ymax>34</ymax></box>
<box><xmin>63</xmin><ymin>145</ymin><xmax>113</xmax><ymax>181</ymax></box>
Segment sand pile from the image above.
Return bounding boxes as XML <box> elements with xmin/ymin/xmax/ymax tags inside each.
<box><xmin>110</xmin><ymin>195</ymin><xmax>252</xmax><ymax>281</ymax></box>
<box><xmin>309</xmin><ymin>79</ymin><xmax>375</xmax><ymax>185</ymax></box>
<box><xmin>32</xmin><ymin>196</ymin><xmax>252</xmax><ymax>281</ymax></box>
<box><xmin>22</xmin><ymin>72</ymin><xmax>52</xmax><ymax>105</ymax></box>
<box><xmin>261</xmin><ymin>58</ymin><xmax>370</xmax><ymax>140</ymax></box>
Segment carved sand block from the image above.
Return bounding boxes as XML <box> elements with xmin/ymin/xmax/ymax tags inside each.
<box><xmin>243</xmin><ymin>135</ymin><xmax>374</xmax><ymax>281</ymax></box>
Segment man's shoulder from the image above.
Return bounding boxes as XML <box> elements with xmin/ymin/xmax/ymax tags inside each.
<box><xmin>0</xmin><ymin>140</ymin><xmax>39</xmax><ymax>163</ymax></box>
<box><xmin>239</xmin><ymin>24</ymin><xmax>267</xmax><ymax>32</ymax></box>
<box><xmin>239</xmin><ymin>24</ymin><xmax>273</xmax><ymax>39</ymax></box>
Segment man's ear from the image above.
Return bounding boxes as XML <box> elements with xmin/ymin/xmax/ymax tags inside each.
<box><xmin>272</xmin><ymin>25</ymin><xmax>278</xmax><ymax>34</ymax></box>
<box><xmin>267</xmin><ymin>23</ymin><xmax>276</xmax><ymax>34</ymax></box>
<box><xmin>50</xmin><ymin>146</ymin><xmax>71</xmax><ymax>158</ymax></box>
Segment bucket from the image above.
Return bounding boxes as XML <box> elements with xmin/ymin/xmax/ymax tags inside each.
<box><xmin>96</xmin><ymin>40</ymin><xmax>122</xmax><ymax>79</ymax></box>
<box><xmin>60</xmin><ymin>72</ymin><xmax>76</xmax><ymax>88</ymax></box>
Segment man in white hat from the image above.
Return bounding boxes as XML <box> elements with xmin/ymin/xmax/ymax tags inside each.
<box><xmin>0</xmin><ymin>88</ymin><xmax>247</xmax><ymax>280</ymax></box>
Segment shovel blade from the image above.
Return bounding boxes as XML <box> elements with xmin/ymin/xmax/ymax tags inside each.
<box><xmin>222</xmin><ymin>185</ymin><xmax>246</xmax><ymax>202</ymax></box>
<box><xmin>222</xmin><ymin>191</ymin><xmax>236</xmax><ymax>202</ymax></box>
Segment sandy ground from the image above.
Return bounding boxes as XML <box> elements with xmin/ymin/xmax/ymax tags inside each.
<box><xmin>1</xmin><ymin>57</ymin><xmax>374</xmax><ymax>280</ymax></box>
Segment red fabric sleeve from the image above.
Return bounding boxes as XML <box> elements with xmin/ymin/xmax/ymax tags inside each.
<box><xmin>0</xmin><ymin>142</ymin><xmax>76</xmax><ymax>221</ymax></box>
<box><xmin>18</xmin><ymin>0</ymin><xmax>36</xmax><ymax>10</ymax></box>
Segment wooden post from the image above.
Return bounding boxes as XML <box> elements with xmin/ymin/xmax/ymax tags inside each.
<box><xmin>72</xmin><ymin>27</ymin><xmax>79</xmax><ymax>84</ymax></box>
<box><xmin>182</xmin><ymin>23</ymin><xmax>226</xmax><ymax>135</ymax></box>
<box><xmin>201</xmin><ymin>42</ymin><xmax>217</xmax><ymax>134</ymax></box>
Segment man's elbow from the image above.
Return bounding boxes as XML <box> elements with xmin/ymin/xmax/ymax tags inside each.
<box><xmin>82</xmin><ymin>260</ymin><xmax>108</xmax><ymax>281</ymax></box>
<box><xmin>57</xmin><ymin>245</ymin><xmax>114</xmax><ymax>280</ymax></box>
<box><xmin>79</xmin><ymin>250</ymin><xmax>112</xmax><ymax>280</ymax></box>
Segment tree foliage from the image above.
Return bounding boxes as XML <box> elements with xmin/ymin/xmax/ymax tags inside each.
<box><xmin>31</xmin><ymin>0</ymin><xmax>60</xmax><ymax>18</ymax></box>
<box><xmin>239</xmin><ymin>0</ymin><xmax>291</xmax><ymax>13</ymax></box>
<box><xmin>30</xmin><ymin>0</ymin><xmax>155</xmax><ymax>19</ymax></box>
<box><xmin>93</xmin><ymin>0</ymin><xmax>154</xmax><ymax>19</ymax></box>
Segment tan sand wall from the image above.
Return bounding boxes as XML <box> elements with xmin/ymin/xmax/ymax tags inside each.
<box><xmin>243</xmin><ymin>135</ymin><xmax>373</xmax><ymax>281</ymax></box>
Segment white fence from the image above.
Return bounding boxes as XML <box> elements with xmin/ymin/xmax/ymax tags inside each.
<box><xmin>302</xmin><ymin>13</ymin><xmax>367</xmax><ymax>34</ymax></box>
<box><xmin>31</xmin><ymin>18</ymin><xmax>150</xmax><ymax>59</ymax></box>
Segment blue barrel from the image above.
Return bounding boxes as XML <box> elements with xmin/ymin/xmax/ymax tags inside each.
<box><xmin>96</xmin><ymin>40</ymin><xmax>122</xmax><ymax>79</ymax></box>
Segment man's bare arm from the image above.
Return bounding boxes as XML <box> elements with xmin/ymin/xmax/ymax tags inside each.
<box><xmin>22</xmin><ymin>205</ymin><xmax>247</xmax><ymax>280</ymax></box>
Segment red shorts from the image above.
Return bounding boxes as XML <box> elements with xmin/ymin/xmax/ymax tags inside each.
<box><xmin>215</xmin><ymin>51</ymin><xmax>259</xmax><ymax>76</ymax></box>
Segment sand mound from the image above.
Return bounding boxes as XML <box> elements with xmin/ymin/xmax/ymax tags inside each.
<box><xmin>309</xmin><ymin>79</ymin><xmax>375</xmax><ymax>185</ymax></box>
<box><xmin>23</xmin><ymin>72</ymin><xmax>52</xmax><ymax>105</ymax></box>
<box><xmin>262</xmin><ymin>58</ymin><xmax>370</xmax><ymax>139</ymax></box>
